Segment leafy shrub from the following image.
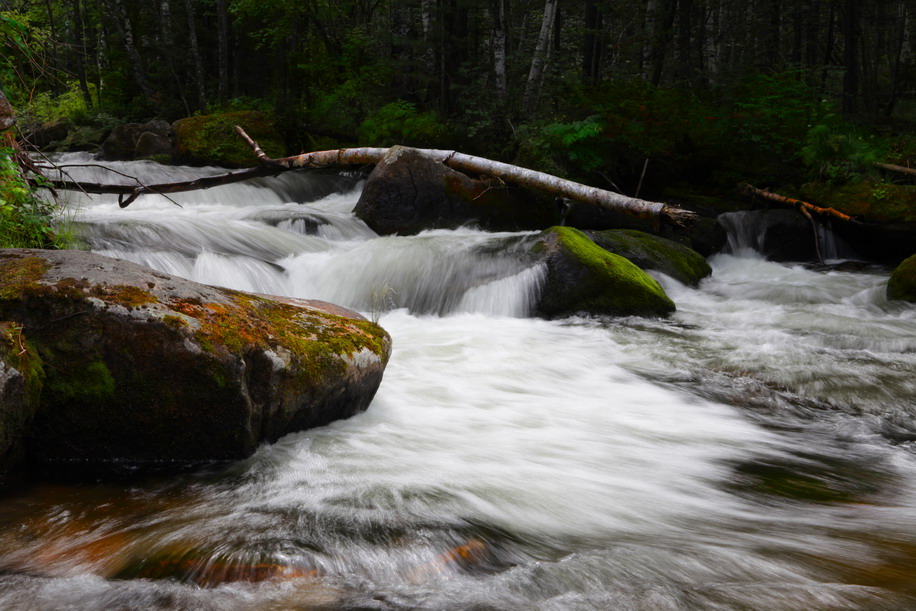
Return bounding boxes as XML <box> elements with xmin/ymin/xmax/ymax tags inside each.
<box><xmin>0</xmin><ymin>148</ymin><xmax>66</xmax><ymax>248</ymax></box>
<box><xmin>800</xmin><ymin>124</ymin><xmax>886</xmax><ymax>182</ymax></box>
<box><xmin>358</xmin><ymin>100</ymin><xmax>447</xmax><ymax>147</ymax></box>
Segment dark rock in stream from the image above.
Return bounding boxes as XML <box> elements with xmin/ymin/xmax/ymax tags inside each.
<box><xmin>98</xmin><ymin>119</ymin><xmax>172</xmax><ymax>161</ymax></box>
<box><xmin>0</xmin><ymin>249</ymin><xmax>392</xmax><ymax>483</ymax></box>
<box><xmin>888</xmin><ymin>253</ymin><xmax>916</xmax><ymax>303</ymax></box>
<box><xmin>354</xmin><ymin>146</ymin><xmax>560</xmax><ymax>235</ymax></box>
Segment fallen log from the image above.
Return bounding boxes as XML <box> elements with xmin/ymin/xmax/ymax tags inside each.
<box><xmin>738</xmin><ymin>183</ymin><xmax>861</xmax><ymax>224</ymax></box>
<box><xmin>32</xmin><ymin>128</ymin><xmax>697</xmax><ymax>227</ymax></box>
<box><xmin>235</xmin><ymin>127</ymin><xmax>698</xmax><ymax>228</ymax></box>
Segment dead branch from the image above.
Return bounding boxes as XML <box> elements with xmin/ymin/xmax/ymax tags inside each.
<box><xmin>738</xmin><ymin>183</ymin><xmax>861</xmax><ymax>224</ymax></box>
<box><xmin>875</xmin><ymin>162</ymin><xmax>916</xmax><ymax>177</ymax></box>
<box><xmin>33</xmin><ymin>165</ymin><xmax>279</xmax><ymax>208</ymax></box>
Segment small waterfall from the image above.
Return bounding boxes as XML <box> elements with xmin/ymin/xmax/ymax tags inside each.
<box><xmin>719</xmin><ymin>209</ymin><xmax>859</xmax><ymax>262</ymax></box>
<box><xmin>54</xmin><ymin>156</ymin><xmax>545</xmax><ymax>318</ymax></box>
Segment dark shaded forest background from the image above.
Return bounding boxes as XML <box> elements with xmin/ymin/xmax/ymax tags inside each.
<box><xmin>2</xmin><ymin>0</ymin><xmax>916</xmax><ymax>197</ymax></box>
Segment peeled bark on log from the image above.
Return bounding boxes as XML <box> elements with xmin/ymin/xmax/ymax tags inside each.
<box><xmin>235</xmin><ymin>127</ymin><xmax>697</xmax><ymax>228</ymax></box>
<box><xmin>738</xmin><ymin>183</ymin><xmax>861</xmax><ymax>224</ymax></box>
<box><xmin>35</xmin><ymin>126</ymin><xmax>697</xmax><ymax>228</ymax></box>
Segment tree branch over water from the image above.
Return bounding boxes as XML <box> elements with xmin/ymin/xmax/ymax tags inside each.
<box><xmin>33</xmin><ymin>126</ymin><xmax>698</xmax><ymax>228</ymax></box>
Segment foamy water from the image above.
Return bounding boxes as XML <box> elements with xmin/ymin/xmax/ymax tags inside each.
<box><xmin>1</xmin><ymin>155</ymin><xmax>914</xmax><ymax>609</ymax></box>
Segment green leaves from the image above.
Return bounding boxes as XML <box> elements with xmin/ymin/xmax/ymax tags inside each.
<box><xmin>0</xmin><ymin>148</ymin><xmax>67</xmax><ymax>249</ymax></box>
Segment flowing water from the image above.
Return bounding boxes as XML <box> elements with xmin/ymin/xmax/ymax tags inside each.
<box><xmin>1</xmin><ymin>155</ymin><xmax>916</xmax><ymax>609</ymax></box>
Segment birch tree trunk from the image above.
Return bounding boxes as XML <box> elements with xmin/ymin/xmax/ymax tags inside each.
<box><xmin>217</xmin><ymin>0</ymin><xmax>230</xmax><ymax>106</ymax></box>
<box><xmin>106</xmin><ymin>0</ymin><xmax>153</xmax><ymax>99</ymax></box>
<box><xmin>522</xmin><ymin>0</ymin><xmax>558</xmax><ymax>115</ymax></box>
<box><xmin>491</xmin><ymin>0</ymin><xmax>508</xmax><ymax>100</ymax></box>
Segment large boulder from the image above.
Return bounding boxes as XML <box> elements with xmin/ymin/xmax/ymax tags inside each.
<box><xmin>584</xmin><ymin>228</ymin><xmax>711</xmax><ymax>286</ymax></box>
<box><xmin>354</xmin><ymin>146</ymin><xmax>560</xmax><ymax>235</ymax></box>
<box><xmin>532</xmin><ymin>227</ymin><xmax>676</xmax><ymax>319</ymax></box>
<box><xmin>98</xmin><ymin>119</ymin><xmax>172</xmax><ymax>161</ymax></box>
<box><xmin>887</xmin><ymin>253</ymin><xmax>916</xmax><ymax>302</ymax></box>
<box><xmin>0</xmin><ymin>249</ymin><xmax>391</xmax><ymax>479</ymax></box>
<box><xmin>172</xmin><ymin>111</ymin><xmax>285</xmax><ymax>167</ymax></box>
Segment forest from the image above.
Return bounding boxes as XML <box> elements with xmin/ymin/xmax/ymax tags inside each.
<box><xmin>1</xmin><ymin>0</ymin><xmax>916</xmax><ymax>248</ymax></box>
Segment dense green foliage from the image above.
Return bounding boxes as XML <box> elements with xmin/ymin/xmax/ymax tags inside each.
<box><xmin>0</xmin><ymin>0</ymin><xmax>913</xmax><ymax>220</ymax></box>
<box><xmin>0</xmin><ymin>148</ymin><xmax>67</xmax><ymax>248</ymax></box>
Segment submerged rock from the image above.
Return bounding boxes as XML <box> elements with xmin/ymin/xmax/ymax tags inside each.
<box><xmin>354</xmin><ymin>146</ymin><xmax>559</xmax><ymax>235</ymax></box>
<box><xmin>533</xmin><ymin>227</ymin><xmax>676</xmax><ymax>319</ymax></box>
<box><xmin>585</xmin><ymin>228</ymin><xmax>711</xmax><ymax>286</ymax></box>
<box><xmin>887</xmin><ymin>253</ymin><xmax>916</xmax><ymax>302</ymax></box>
<box><xmin>0</xmin><ymin>249</ymin><xmax>391</xmax><ymax>480</ymax></box>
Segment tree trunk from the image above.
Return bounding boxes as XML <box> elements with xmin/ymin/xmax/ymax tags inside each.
<box><xmin>522</xmin><ymin>0</ymin><xmax>558</xmax><ymax>115</ymax></box>
<box><xmin>183</xmin><ymin>0</ymin><xmax>207</xmax><ymax>112</ymax></box>
<box><xmin>491</xmin><ymin>0</ymin><xmax>509</xmax><ymax>99</ymax></box>
<box><xmin>70</xmin><ymin>0</ymin><xmax>94</xmax><ymax>109</ymax></box>
<box><xmin>842</xmin><ymin>0</ymin><xmax>859</xmax><ymax>115</ymax></box>
<box><xmin>583</xmin><ymin>0</ymin><xmax>602</xmax><ymax>84</ymax></box>
<box><xmin>106</xmin><ymin>0</ymin><xmax>154</xmax><ymax>99</ymax></box>
<box><xmin>217</xmin><ymin>0</ymin><xmax>230</xmax><ymax>106</ymax></box>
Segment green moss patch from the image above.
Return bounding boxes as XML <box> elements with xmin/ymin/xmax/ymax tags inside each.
<box><xmin>169</xmin><ymin>291</ymin><xmax>389</xmax><ymax>388</ymax></box>
<box><xmin>539</xmin><ymin>226</ymin><xmax>676</xmax><ymax>318</ymax></box>
<box><xmin>586</xmin><ymin>228</ymin><xmax>711</xmax><ymax>286</ymax></box>
<box><xmin>90</xmin><ymin>284</ymin><xmax>158</xmax><ymax>308</ymax></box>
<box><xmin>0</xmin><ymin>256</ymin><xmax>50</xmax><ymax>300</ymax></box>
<box><xmin>888</xmin><ymin>254</ymin><xmax>916</xmax><ymax>302</ymax></box>
<box><xmin>798</xmin><ymin>180</ymin><xmax>916</xmax><ymax>225</ymax></box>
<box><xmin>172</xmin><ymin>111</ymin><xmax>285</xmax><ymax>167</ymax></box>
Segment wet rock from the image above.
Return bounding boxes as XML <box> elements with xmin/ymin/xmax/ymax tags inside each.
<box><xmin>887</xmin><ymin>253</ymin><xmax>916</xmax><ymax>302</ymax></box>
<box><xmin>134</xmin><ymin>131</ymin><xmax>173</xmax><ymax>160</ymax></box>
<box><xmin>584</xmin><ymin>228</ymin><xmax>711</xmax><ymax>286</ymax></box>
<box><xmin>98</xmin><ymin>120</ymin><xmax>172</xmax><ymax>161</ymax></box>
<box><xmin>354</xmin><ymin>146</ymin><xmax>560</xmax><ymax>235</ymax></box>
<box><xmin>25</xmin><ymin>118</ymin><xmax>69</xmax><ymax>148</ymax></box>
<box><xmin>532</xmin><ymin>227</ymin><xmax>676</xmax><ymax>319</ymax></box>
<box><xmin>0</xmin><ymin>249</ymin><xmax>391</xmax><ymax>479</ymax></box>
<box><xmin>172</xmin><ymin>111</ymin><xmax>284</xmax><ymax>167</ymax></box>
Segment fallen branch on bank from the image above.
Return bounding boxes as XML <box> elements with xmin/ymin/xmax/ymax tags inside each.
<box><xmin>234</xmin><ymin>127</ymin><xmax>698</xmax><ymax>228</ymax></box>
<box><xmin>875</xmin><ymin>162</ymin><xmax>916</xmax><ymax>178</ymax></box>
<box><xmin>738</xmin><ymin>183</ymin><xmax>861</xmax><ymax>224</ymax></box>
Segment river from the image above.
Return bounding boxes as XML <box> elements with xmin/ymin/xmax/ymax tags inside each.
<box><xmin>1</xmin><ymin>155</ymin><xmax>915</xmax><ymax>610</ymax></box>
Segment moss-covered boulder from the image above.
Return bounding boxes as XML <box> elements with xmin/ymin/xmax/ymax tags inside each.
<box><xmin>354</xmin><ymin>146</ymin><xmax>560</xmax><ymax>235</ymax></box>
<box><xmin>533</xmin><ymin>227</ymin><xmax>676</xmax><ymax>318</ymax></box>
<box><xmin>887</xmin><ymin>254</ymin><xmax>916</xmax><ymax>302</ymax></box>
<box><xmin>172</xmin><ymin>111</ymin><xmax>285</xmax><ymax>167</ymax></box>
<box><xmin>584</xmin><ymin>229</ymin><xmax>711</xmax><ymax>286</ymax></box>
<box><xmin>0</xmin><ymin>249</ymin><xmax>391</xmax><ymax>479</ymax></box>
